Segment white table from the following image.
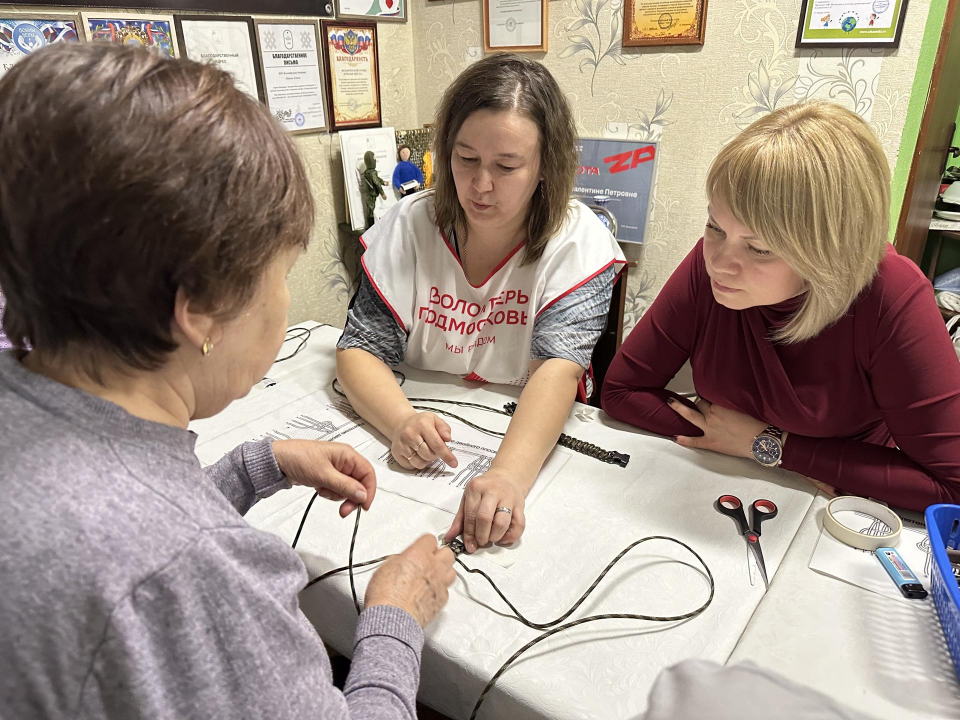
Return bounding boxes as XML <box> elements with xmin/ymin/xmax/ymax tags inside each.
<box><xmin>191</xmin><ymin>323</ymin><xmax>960</xmax><ymax>720</ymax></box>
<box><xmin>729</xmin><ymin>494</ymin><xmax>960</xmax><ymax>720</ymax></box>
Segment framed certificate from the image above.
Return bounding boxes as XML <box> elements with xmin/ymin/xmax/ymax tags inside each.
<box><xmin>483</xmin><ymin>0</ymin><xmax>548</xmax><ymax>53</ymax></box>
<box><xmin>796</xmin><ymin>0</ymin><xmax>909</xmax><ymax>48</ymax></box>
<box><xmin>0</xmin><ymin>14</ymin><xmax>83</xmax><ymax>80</ymax></box>
<box><xmin>81</xmin><ymin>11</ymin><xmax>178</xmax><ymax>58</ymax></box>
<box><xmin>175</xmin><ymin>16</ymin><xmax>264</xmax><ymax>102</ymax></box>
<box><xmin>336</xmin><ymin>0</ymin><xmax>407</xmax><ymax>23</ymax></box>
<box><xmin>321</xmin><ymin>21</ymin><xmax>382</xmax><ymax>132</ymax></box>
<box><xmin>255</xmin><ymin>19</ymin><xmax>328</xmax><ymax>135</ymax></box>
<box><xmin>622</xmin><ymin>0</ymin><xmax>708</xmax><ymax>47</ymax></box>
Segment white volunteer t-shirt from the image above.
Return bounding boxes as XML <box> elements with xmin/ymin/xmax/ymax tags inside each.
<box><xmin>360</xmin><ymin>193</ymin><xmax>626</xmax><ymax>385</ymax></box>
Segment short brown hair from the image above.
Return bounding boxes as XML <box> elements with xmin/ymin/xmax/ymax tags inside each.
<box><xmin>431</xmin><ymin>53</ymin><xmax>578</xmax><ymax>264</ymax></box>
<box><xmin>0</xmin><ymin>42</ymin><xmax>314</xmax><ymax>371</ymax></box>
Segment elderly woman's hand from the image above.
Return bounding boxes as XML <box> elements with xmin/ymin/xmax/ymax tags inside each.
<box><xmin>366</xmin><ymin>535</ymin><xmax>457</xmax><ymax>628</ymax></box>
<box><xmin>272</xmin><ymin>440</ymin><xmax>376</xmax><ymax>518</ymax></box>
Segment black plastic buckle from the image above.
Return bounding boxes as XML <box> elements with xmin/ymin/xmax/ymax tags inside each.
<box><xmin>438</xmin><ymin>535</ymin><xmax>467</xmax><ymax>556</ymax></box>
<box><xmin>605</xmin><ymin>451</ymin><xmax>631</xmax><ymax>468</ymax></box>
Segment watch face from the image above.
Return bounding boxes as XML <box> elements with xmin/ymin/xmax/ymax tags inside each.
<box><xmin>752</xmin><ymin>435</ymin><xmax>782</xmax><ymax>466</ymax></box>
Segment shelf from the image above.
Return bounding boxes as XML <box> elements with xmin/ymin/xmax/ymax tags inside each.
<box><xmin>931</xmin><ymin>217</ymin><xmax>960</xmax><ymax>231</ymax></box>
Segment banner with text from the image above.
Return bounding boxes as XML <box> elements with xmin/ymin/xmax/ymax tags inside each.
<box><xmin>574</xmin><ymin>138</ymin><xmax>658</xmax><ymax>244</ymax></box>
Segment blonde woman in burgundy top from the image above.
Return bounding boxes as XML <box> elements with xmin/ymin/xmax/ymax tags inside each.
<box><xmin>602</xmin><ymin>102</ymin><xmax>960</xmax><ymax>512</ymax></box>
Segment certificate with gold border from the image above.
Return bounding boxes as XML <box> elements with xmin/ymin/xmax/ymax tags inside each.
<box><xmin>322</xmin><ymin>20</ymin><xmax>381</xmax><ymax>132</ymax></box>
<box><xmin>623</xmin><ymin>0</ymin><xmax>708</xmax><ymax>47</ymax></box>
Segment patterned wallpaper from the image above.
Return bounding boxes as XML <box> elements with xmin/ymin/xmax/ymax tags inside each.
<box><xmin>409</xmin><ymin>0</ymin><xmax>932</xmax><ymax>332</ymax></box>
<box><xmin>5</xmin><ymin>5</ymin><xmax>418</xmax><ymax>329</ymax></box>
<box><xmin>287</xmin><ymin>20</ymin><xmax>418</xmax><ymax>327</ymax></box>
<box><xmin>6</xmin><ymin>3</ymin><xmax>932</xmax><ymax>333</ymax></box>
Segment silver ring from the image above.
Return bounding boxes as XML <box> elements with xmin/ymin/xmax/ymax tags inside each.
<box><xmin>495</xmin><ymin>506</ymin><xmax>512</xmax><ymax>515</ymax></box>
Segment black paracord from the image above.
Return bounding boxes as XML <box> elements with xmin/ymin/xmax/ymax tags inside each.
<box><xmin>331</xmin><ymin>378</ymin><xmax>631</xmax><ymax>468</ymax></box>
<box><xmin>295</xmin><ymin>503</ymin><xmax>715</xmax><ymax>720</ymax></box>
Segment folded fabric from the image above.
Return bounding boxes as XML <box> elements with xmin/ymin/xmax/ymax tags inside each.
<box><xmin>639</xmin><ymin>660</ymin><xmax>873</xmax><ymax>720</ymax></box>
<box><xmin>934</xmin><ymin>265</ymin><xmax>960</xmax><ymax>292</ymax></box>
<box><xmin>949</xmin><ymin>315</ymin><xmax>960</xmax><ymax>361</ymax></box>
<box><xmin>936</xmin><ymin>290</ymin><xmax>960</xmax><ymax>313</ymax></box>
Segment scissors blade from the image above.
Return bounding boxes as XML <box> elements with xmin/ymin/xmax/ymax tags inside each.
<box><xmin>747</xmin><ymin>539</ymin><xmax>769</xmax><ymax>588</ymax></box>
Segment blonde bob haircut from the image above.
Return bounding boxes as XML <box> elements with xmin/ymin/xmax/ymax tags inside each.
<box><xmin>431</xmin><ymin>52</ymin><xmax>578</xmax><ymax>265</ymax></box>
<box><xmin>706</xmin><ymin>101</ymin><xmax>890</xmax><ymax>344</ymax></box>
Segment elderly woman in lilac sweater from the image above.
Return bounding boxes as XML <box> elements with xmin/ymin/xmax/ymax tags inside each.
<box><xmin>0</xmin><ymin>43</ymin><xmax>456</xmax><ymax>720</ymax></box>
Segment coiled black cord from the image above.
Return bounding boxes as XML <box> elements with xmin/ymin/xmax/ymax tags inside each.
<box><xmin>294</xmin><ymin>499</ymin><xmax>714</xmax><ymax>720</ymax></box>
<box><xmin>331</xmin><ymin>377</ymin><xmax>630</xmax><ymax>467</ymax></box>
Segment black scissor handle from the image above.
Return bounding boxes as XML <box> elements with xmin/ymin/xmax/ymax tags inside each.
<box><xmin>716</xmin><ymin>495</ymin><xmax>750</xmax><ymax>536</ymax></box>
<box><xmin>751</xmin><ymin>499</ymin><xmax>778</xmax><ymax>536</ymax></box>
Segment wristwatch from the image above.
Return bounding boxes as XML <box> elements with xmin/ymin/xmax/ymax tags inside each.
<box><xmin>751</xmin><ymin>425</ymin><xmax>785</xmax><ymax>467</ymax></box>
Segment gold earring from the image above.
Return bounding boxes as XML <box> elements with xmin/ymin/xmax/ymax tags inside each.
<box><xmin>201</xmin><ymin>338</ymin><xmax>214</xmax><ymax>356</ymax></box>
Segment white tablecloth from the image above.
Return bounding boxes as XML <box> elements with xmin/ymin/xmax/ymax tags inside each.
<box><xmin>195</xmin><ymin>323</ymin><xmax>921</xmax><ymax>720</ymax></box>
<box><xmin>729</xmin><ymin>495</ymin><xmax>960</xmax><ymax>720</ymax></box>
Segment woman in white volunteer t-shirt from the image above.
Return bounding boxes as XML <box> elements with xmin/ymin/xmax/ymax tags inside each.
<box><xmin>336</xmin><ymin>54</ymin><xmax>624</xmax><ymax>553</ymax></box>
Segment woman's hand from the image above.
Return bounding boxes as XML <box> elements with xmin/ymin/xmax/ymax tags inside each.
<box><xmin>272</xmin><ymin>440</ymin><xmax>376</xmax><ymax>518</ymax></box>
<box><xmin>444</xmin><ymin>468</ymin><xmax>526</xmax><ymax>553</ymax></box>
<box><xmin>667</xmin><ymin>397</ymin><xmax>767</xmax><ymax>459</ymax></box>
<box><xmin>392</xmin><ymin>411</ymin><xmax>459</xmax><ymax>470</ymax></box>
<box><xmin>365</xmin><ymin>535</ymin><xmax>456</xmax><ymax>628</ymax></box>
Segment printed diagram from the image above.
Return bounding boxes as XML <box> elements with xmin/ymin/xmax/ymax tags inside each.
<box><xmin>359</xmin><ymin>420</ymin><xmax>568</xmax><ymax>515</ymax></box>
<box><xmin>193</xmin><ymin>393</ymin><xmax>375</xmax><ymax>467</ymax></box>
<box><xmin>917</xmin><ymin>534</ymin><xmax>932</xmax><ymax>577</ymax></box>
<box><xmin>854</xmin><ymin>511</ymin><xmax>932</xmax><ymax>577</ymax></box>
<box><xmin>258</xmin><ymin>400</ymin><xmax>363</xmax><ymax>443</ymax></box>
<box><xmin>855</xmin><ymin>511</ymin><xmax>891</xmax><ymax>546</ymax></box>
<box><xmin>379</xmin><ymin>440</ymin><xmax>494</xmax><ymax>488</ymax></box>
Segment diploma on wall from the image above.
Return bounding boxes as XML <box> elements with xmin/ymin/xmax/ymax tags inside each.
<box><xmin>483</xmin><ymin>0</ymin><xmax>547</xmax><ymax>53</ymax></box>
<box><xmin>622</xmin><ymin>0</ymin><xmax>708</xmax><ymax>47</ymax></box>
<box><xmin>322</xmin><ymin>21</ymin><xmax>382</xmax><ymax>132</ymax></box>
<box><xmin>255</xmin><ymin>20</ymin><xmax>328</xmax><ymax>134</ymax></box>
<box><xmin>795</xmin><ymin>0</ymin><xmax>909</xmax><ymax>48</ymax></box>
<box><xmin>175</xmin><ymin>16</ymin><xmax>264</xmax><ymax>102</ymax></box>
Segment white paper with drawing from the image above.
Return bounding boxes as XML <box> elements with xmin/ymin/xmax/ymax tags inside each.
<box><xmin>192</xmin><ymin>389</ymin><xmax>375</xmax><ymax>467</ymax></box>
<box><xmin>809</xmin><ymin>510</ymin><xmax>932</xmax><ymax>604</ymax></box>
<box><xmin>356</xmin><ymin>421</ymin><xmax>568</xmax><ymax>514</ymax></box>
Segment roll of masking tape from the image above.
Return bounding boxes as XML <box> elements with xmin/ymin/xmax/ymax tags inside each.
<box><xmin>822</xmin><ymin>496</ymin><xmax>901</xmax><ymax>550</ymax></box>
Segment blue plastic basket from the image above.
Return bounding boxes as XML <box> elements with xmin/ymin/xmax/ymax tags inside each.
<box><xmin>925</xmin><ymin>503</ymin><xmax>960</xmax><ymax>683</ymax></box>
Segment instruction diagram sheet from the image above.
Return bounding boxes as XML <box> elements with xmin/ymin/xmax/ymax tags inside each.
<box><xmin>193</xmin><ymin>389</ymin><xmax>375</xmax><ymax>467</ymax></box>
<box><xmin>356</xmin><ymin>421</ymin><xmax>569</xmax><ymax>514</ymax></box>
<box><xmin>809</xmin><ymin>510</ymin><xmax>931</xmax><ymax>604</ymax></box>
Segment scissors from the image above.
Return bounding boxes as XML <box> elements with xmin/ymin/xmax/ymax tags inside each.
<box><xmin>716</xmin><ymin>495</ymin><xmax>778</xmax><ymax>587</ymax></box>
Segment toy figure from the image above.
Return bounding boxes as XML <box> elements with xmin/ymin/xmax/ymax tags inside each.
<box><xmin>361</xmin><ymin>150</ymin><xmax>386</xmax><ymax>228</ymax></box>
<box><xmin>392</xmin><ymin>144</ymin><xmax>424</xmax><ymax>198</ymax></box>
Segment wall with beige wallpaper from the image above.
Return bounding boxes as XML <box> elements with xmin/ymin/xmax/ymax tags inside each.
<box><xmin>410</xmin><ymin>0</ymin><xmax>933</xmax><ymax>332</ymax></box>
<box><xmin>7</xmin><ymin>2</ymin><xmax>933</xmax><ymax>334</ymax></box>
<box><xmin>286</xmin><ymin>20</ymin><xmax>418</xmax><ymax>327</ymax></box>
<box><xmin>6</xmin><ymin>5</ymin><xmax>418</xmax><ymax>329</ymax></box>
